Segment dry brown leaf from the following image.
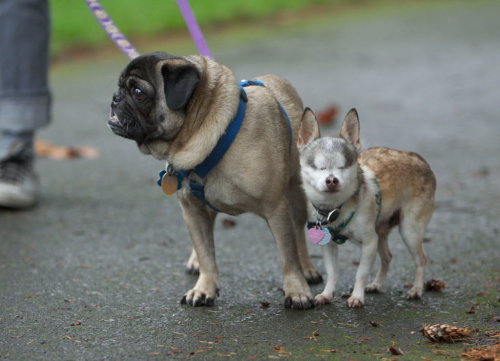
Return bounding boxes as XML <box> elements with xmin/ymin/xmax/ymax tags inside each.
<box><xmin>425</xmin><ymin>279</ymin><xmax>446</xmax><ymax>291</ymax></box>
<box><xmin>389</xmin><ymin>345</ymin><xmax>404</xmax><ymax>355</ymax></box>
<box><xmin>35</xmin><ymin>139</ymin><xmax>99</xmax><ymax>160</ymax></box>
<box><xmin>260</xmin><ymin>301</ymin><xmax>270</xmax><ymax>309</ymax></box>
<box><xmin>316</xmin><ymin>104</ymin><xmax>339</xmax><ymax>126</ymax></box>
<box><xmin>466</xmin><ymin>305</ymin><xmax>477</xmax><ymax>314</ymax></box>
<box><xmin>461</xmin><ymin>342</ymin><xmax>499</xmax><ymax>361</ymax></box>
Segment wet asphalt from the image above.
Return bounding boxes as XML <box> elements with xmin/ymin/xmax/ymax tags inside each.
<box><xmin>1</xmin><ymin>1</ymin><xmax>499</xmax><ymax>360</ymax></box>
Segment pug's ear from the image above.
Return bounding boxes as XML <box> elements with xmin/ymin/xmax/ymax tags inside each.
<box><xmin>162</xmin><ymin>63</ymin><xmax>200</xmax><ymax>110</ymax></box>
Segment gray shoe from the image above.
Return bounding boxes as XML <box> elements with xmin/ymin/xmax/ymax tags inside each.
<box><xmin>0</xmin><ymin>144</ymin><xmax>38</xmax><ymax>209</ymax></box>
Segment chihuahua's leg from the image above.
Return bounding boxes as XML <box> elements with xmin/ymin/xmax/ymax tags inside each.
<box><xmin>186</xmin><ymin>248</ymin><xmax>200</xmax><ymax>275</ymax></box>
<box><xmin>347</xmin><ymin>235</ymin><xmax>378</xmax><ymax>308</ymax></box>
<box><xmin>266</xmin><ymin>198</ymin><xmax>313</xmax><ymax>310</ymax></box>
<box><xmin>314</xmin><ymin>242</ymin><xmax>338</xmax><ymax>305</ymax></box>
<box><xmin>366</xmin><ymin>226</ymin><xmax>392</xmax><ymax>293</ymax></box>
<box><xmin>399</xmin><ymin>217</ymin><xmax>428</xmax><ymax>300</ymax></box>
<box><xmin>287</xmin><ymin>178</ymin><xmax>323</xmax><ymax>284</ymax></box>
<box><xmin>178</xmin><ymin>197</ymin><xmax>219</xmax><ymax>306</ymax></box>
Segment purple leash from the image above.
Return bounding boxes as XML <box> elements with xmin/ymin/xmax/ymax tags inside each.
<box><xmin>175</xmin><ymin>0</ymin><xmax>213</xmax><ymax>58</ymax></box>
<box><xmin>84</xmin><ymin>0</ymin><xmax>140</xmax><ymax>60</ymax></box>
<box><xmin>84</xmin><ymin>0</ymin><xmax>212</xmax><ymax>60</ymax></box>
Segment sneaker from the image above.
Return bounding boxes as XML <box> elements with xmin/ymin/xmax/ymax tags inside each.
<box><xmin>0</xmin><ymin>144</ymin><xmax>38</xmax><ymax>209</ymax></box>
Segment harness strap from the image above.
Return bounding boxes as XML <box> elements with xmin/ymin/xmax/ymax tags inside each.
<box><xmin>157</xmin><ymin>79</ymin><xmax>293</xmax><ymax>212</ymax></box>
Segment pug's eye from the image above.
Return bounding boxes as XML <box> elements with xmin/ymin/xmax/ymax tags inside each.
<box><xmin>132</xmin><ymin>87</ymin><xmax>146</xmax><ymax>102</ymax></box>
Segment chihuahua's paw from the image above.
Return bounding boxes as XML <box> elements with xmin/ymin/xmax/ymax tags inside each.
<box><xmin>346</xmin><ymin>296</ymin><xmax>364</xmax><ymax>308</ymax></box>
<box><xmin>284</xmin><ymin>293</ymin><xmax>314</xmax><ymax>310</ymax></box>
<box><xmin>407</xmin><ymin>286</ymin><xmax>423</xmax><ymax>300</ymax></box>
<box><xmin>365</xmin><ymin>283</ymin><xmax>382</xmax><ymax>294</ymax></box>
<box><xmin>303</xmin><ymin>268</ymin><xmax>323</xmax><ymax>285</ymax></box>
<box><xmin>313</xmin><ymin>293</ymin><xmax>333</xmax><ymax>306</ymax></box>
<box><xmin>180</xmin><ymin>287</ymin><xmax>219</xmax><ymax>307</ymax></box>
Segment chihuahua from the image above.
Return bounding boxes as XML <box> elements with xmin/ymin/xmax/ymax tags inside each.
<box><xmin>298</xmin><ymin>108</ymin><xmax>436</xmax><ymax>307</ymax></box>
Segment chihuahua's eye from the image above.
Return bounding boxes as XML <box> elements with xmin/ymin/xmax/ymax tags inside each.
<box><xmin>132</xmin><ymin>87</ymin><xmax>146</xmax><ymax>102</ymax></box>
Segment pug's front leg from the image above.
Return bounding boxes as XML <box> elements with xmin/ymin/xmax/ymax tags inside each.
<box><xmin>178</xmin><ymin>197</ymin><xmax>219</xmax><ymax>306</ymax></box>
<box><xmin>266</xmin><ymin>199</ymin><xmax>314</xmax><ymax>310</ymax></box>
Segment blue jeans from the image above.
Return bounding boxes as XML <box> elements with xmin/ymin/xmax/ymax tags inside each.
<box><xmin>0</xmin><ymin>0</ymin><xmax>51</xmax><ymax>134</ymax></box>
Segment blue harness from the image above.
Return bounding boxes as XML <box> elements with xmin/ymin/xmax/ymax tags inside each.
<box><xmin>157</xmin><ymin>79</ymin><xmax>292</xmax><ymax>210</ymax></box>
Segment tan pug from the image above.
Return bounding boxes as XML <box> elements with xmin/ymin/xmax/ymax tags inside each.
<box><xmin>298</xmin><ymin>108</ymin><xmax>436</xmax><ymax>307</ymax></box>
<box><xmin>109</xmin><ymin>52</ymin><xmax>321</xmax><ymax>309</ymax></box>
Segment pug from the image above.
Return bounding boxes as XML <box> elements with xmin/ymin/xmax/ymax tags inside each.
<box><xmin>109</xmin><ymin>52</ymin><xmax>321</xmax><ymax>309</ymax></box>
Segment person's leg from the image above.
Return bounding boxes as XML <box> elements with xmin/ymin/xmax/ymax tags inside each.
<box><xmin>0</xmin><ymin>0</ymin><xmax>51</xmax><ymax>208</ymax></box>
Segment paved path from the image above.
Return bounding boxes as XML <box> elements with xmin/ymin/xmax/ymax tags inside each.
<box><xmin>1</xmin><ymin>1</ymin><xmax>499</xmax><ymax>360</ymax></box>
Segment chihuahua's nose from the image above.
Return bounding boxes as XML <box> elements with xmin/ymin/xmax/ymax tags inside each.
<box><xmin>325</xmin><ymin>176</ymin><xmax>339</xmax><ymax>190</ymax></box>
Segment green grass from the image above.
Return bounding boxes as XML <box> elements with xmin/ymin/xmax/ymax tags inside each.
<box><xmin>51</xmin><ymin>0</ymin><xmax>368</xmax><ymax>56</ymax></box>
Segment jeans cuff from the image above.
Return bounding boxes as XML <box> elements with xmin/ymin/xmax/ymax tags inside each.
<box><xmin>0</xmin><ymin>93</ymin><xmax>51</xmax><ymax>132</ymax></box>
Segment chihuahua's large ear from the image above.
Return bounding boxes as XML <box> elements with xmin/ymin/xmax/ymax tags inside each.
<box><xmin>339</xmin><ymin>108</ymin><xmax>361</xmax><ymax>150</ymax></box>
<box><xmin>297</xmin><ymin>108</ymin><xmax>320</xmax><ymax>148</ymax></box>
<box><xmin>162</xmin><ymin>62</ymin><xmax>200</xmax><ymax>110</ymax></box>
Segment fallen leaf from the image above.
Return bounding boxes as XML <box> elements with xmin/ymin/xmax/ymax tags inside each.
<box><xmin>425</xmin><ymin>279</ymin><xmax>446</xmax><ymax>291</ymax></box>
<box><xmin>466</xmin><ymin>305</ymin><xmax>477</xmax><ymax>314</ymax></box>
<box><xmin>319</xmin><ymin>349</ymin><xmax>336</xmax><ymax>353</ymax></box>
<box><xmin>389</xmin><ymin>345</ymin><xmax>403</xmax><ymax>355</ymax></box>
<box><xmin>316</xmin><ymin>104</ymin><xmax>339</xmax><ymax>126</ymax></box>
<box><xmin>70</xmin><ymin>321</ymin><xmax>82</xmax><ymax>326</ymax></box>
<box><xmin>403</xmin><ymin>283</ymin><xmax>413</xmax><ymax>288</ymax></box>
<box><xmin>462</xmin><ymin>342</ymin><xmax>499</xmax><ymax>361</ymax></box>
<box><xmin>369</xmin><ymin>321</ymin><xmax>381</xmax><ymax>327</ymax></box>
<box><xmin>304</xmin><ymin>330</ymin><xmax>320</xmax><ymax>341</ymax></box>
<box><xmin>35</xmin><ymin>139</ymin><xmax>99</xmax><ymax>160</ymax></box>
<box><xmin>260</xmin><ymin>301</ymin><xmax>270</xmax><ymax>309</ymax></box>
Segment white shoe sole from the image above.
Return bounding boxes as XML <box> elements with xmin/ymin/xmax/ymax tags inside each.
<box><xmin>0</xmin><ymin>182</ymin><xmax>37</xmax><ymax>208</ymax></box>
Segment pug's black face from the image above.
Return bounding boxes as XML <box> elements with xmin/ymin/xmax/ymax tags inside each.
<box><xmin>108</xmin><ymin>52</ymin><xmax>200</xmax><ymax>147</ymax></box>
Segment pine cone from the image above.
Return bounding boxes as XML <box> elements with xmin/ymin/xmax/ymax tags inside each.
<box><xmin>420</xmin><ymin>324</ymin><xmax>473</xmax><ymax>343</ymax></box>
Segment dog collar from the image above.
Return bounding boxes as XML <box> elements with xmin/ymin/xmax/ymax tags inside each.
<box><xmin>307</xmin><ymin>207</ymin><xmax>354</xmax><ymax>245</ymax></box>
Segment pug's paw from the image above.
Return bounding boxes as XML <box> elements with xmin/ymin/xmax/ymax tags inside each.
<box><xmin>303</xmin><ymin>268</ymin><xmax>323</xmax><ymax>285</ymax></box>
<box><xmin>180</xmin><ymin>287</ymin><xmax>219</xmax><ymax>307</ymax></box>
<box><xmin>284</xmin><ymin>293</ymin><xmax>314</xmax><ymax>310</ymax></box>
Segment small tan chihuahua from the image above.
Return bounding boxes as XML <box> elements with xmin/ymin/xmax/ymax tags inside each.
<box><xmin>298</xmin><ymin>108</ymin><xmax>436</xmax><ymax>307</ymax></box>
